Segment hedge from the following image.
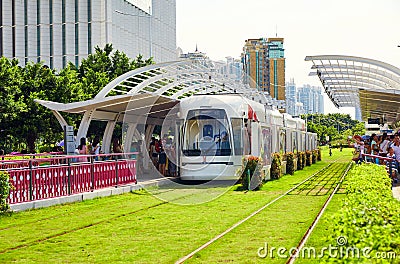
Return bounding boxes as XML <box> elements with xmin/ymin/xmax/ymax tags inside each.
<box><xmin>329</xmin><ymin>164</ymin><xmax>400</xmax><ymax>262</ymax></box>
<box><xmin>0</xmin><ymin>171</ymin><xmax>12</xmax><ymax>213</ymax></box>
<box><xmin>270</xmin><ymin>153</ymin><xmax>282</xmax><ymax>179</ymax></box>
<box><xmin>297</xmin><ymin>152</ymin><xmax>305</xmax><ymax>170</ymax></box>
<box><xmin>285</xmin><ymin>152</ymin><xmax>295</xmax><ymax>175</ymax></box>
<box><xmin>305</xmin><ymin>151</ymin><xmax>312</xmax><ymax>166</ymax></box>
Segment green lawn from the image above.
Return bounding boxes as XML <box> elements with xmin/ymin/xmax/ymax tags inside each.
<box><xmin>0</xmin><ymin>148</ymin><xmax>352</xmax><ymax>263</ymax></box>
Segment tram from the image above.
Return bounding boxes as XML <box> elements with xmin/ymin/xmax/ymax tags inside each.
<box><xmin>176</xmin><ymin>94</ymin><xmax>317</xmax><ymax>181</ymax></box>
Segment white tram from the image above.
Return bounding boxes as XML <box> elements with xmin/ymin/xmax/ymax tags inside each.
<box><xmin>177</xmin><ymin>94</ymin><xmax>317</xmax><ymax>181</ymax></box>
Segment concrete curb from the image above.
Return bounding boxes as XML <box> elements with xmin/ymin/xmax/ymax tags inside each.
<box><xmin>10</xmin><ymin>177</ymin><xmax>172</xmax><ymax>212</ymax></box>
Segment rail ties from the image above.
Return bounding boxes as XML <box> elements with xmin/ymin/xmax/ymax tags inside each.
<box><xmin>288</xmin><ymin>162</ymin><xmax>349</xmax><ymax>196</ymax></box>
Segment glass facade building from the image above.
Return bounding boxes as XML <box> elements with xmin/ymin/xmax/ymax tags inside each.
<box><xmin>0</xmin><ymin>0</ymin><xmax>176</xmax><ymax>69</ymax></box>
<box><xmin>297</xmin><ymin>84</ymin><xmax>324</xmax><ymax>114</ymax></box>
<box><xmin>242</xmin><ymin>37</ymin><xmax>285</xmax><ymax>101</ymax></box>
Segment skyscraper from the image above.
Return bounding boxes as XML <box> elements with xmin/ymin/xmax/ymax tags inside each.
<box><xmin>297</xmin><ymin>84</ymin><xmax>324</xmax><ymax>114</ymax></box>
<box><xmin>215</xmin><ymin>56</ymin><xmax>243</xmax><ymax>83</ymax></box>
<box><xmin>267</xmin><ymin>38</ymin><xmax>285</xmax><ymax>101</ymax></box>
<box><xmin>0</xmin><ymin>0</ymin><xmax>176</xmax><ymax>69</ymax></box>
<box><xmin>285</xmin><ymin>78</ymin><xmax>297</xmax><ymax>116</ymax></box>
<box><xmin>241</xmin><ymin>37</ymin><xmax>285</xmax><ymax>101</ymax></box>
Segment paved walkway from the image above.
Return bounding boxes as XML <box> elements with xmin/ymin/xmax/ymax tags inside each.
<box><xmin>393</xmin><ymin>181</ymin><xmax>400</xmax><ymax>201</ymax></box>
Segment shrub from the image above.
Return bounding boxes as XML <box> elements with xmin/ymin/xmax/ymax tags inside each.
<box><xmin>329</xmin><ymin>164</ymin><xmax>400</xmax><ymax>262</ymax></box>
<box><xmin>302</xmin><ymin>152</ymin><xmax>306</xmax><ymax>168</ymax></box>
<box><xmin>297</xmin><ymin>152</ymin><xmax>304</xmax><ymax>170</ymax></box>
<box><xmin>305</xmin><ymin>151</ymin><xmax>312</xmax><ymax>166</ymax></box>
<box><xmin>238</xmin><ymin>155</ymin><xmax>263</xmax><ymax>190</ymax></box>
<box><xmin>270</xmin><ymin>153</ymin><xmax>282</xmax><ymax>179</ymax></box>
<box><xmin>0</xmin><ymin>171</ymin><xmax>12</xmax><ymax>213</ymax></box>
<box><xmin>312</xmin><ymin>150</ymin><xmax>317</xmax><ymax>164</ymax></box>
<box><xmin>286</xmin><ymin>152</ymin><xmax>295</xmax><ymax>175</ymax></box>
<box><xmin>316</xmin><ymin>148</ymin><xmax>322</xmax><ymax>161</ymax></box>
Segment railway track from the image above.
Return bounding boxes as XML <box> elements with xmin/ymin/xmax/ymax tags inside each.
<box><xmin>176</xmin><ymin>156</ymin><xmax>351</xmax><ymax>263</ymax></box>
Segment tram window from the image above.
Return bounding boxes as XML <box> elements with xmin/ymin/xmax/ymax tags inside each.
<box><xmin>231</xmin><ymin>118</ymin><xmax>243</xmax><ymax>155</ymax></box>
<box><xmin>279</xmin><ymin>129</ymin><xmax>286</xmax><ymax>154</ymax></box>
<box><xmin>183</xmin><ymin>109</ymin><xmax>231</xmax><ymax>156</ymax></box>
<box><xmin>292</xmin><ymin>131</ymin><xmax>297</xmax><ymax>153</ymax></box>
<box><xmin>262</xmin><ymin>128</ymin><xmax>271</xmax><ymax>165</ymax></box>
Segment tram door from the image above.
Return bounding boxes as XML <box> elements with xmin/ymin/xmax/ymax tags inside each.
<box><xmin>175</xmin><ymin>119</ymin><xmax>183</xmax><ymax>176</ymax></box>
<box><xmin>251</xmin><ymin>122</ymin><xmax>261</xmax><ymax>156</ymax></box>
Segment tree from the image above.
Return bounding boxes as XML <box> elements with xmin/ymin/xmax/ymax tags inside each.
<box><xmin>0</xmin><ymin>58</ymin><xmax>25</xmax><ymax>151</ymax></box>
<box><xmin>303</xmin><ymin>113</ymin><xmax>363</xmax><ymax>144</ymax></box>
<box><xmin>10</xmin><ymin>63</ymin><xmax>61</xmax><ymax>153</ymax></box>
<box><xmin>1</xmin><ymin>44</ymin><xmax>154</xmax><ymax>153</ymax></box>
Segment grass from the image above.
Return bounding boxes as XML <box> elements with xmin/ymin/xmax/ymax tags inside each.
<box><xmin>0</xmin><ymin>148</ymin><xmax>352</xmax><ymax>263</ymax></box>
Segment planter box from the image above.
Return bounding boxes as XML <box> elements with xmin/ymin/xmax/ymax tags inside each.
<box><xmin>263</xmin><ymin>165</ymin><xmax>271</xmax><ymax>181</ymax></box>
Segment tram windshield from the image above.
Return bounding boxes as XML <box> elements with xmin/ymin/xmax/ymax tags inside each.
<box><xmin>183</xmin><ymin>109</ymin><xmax>232</xmax><ymax>156</ymax></box>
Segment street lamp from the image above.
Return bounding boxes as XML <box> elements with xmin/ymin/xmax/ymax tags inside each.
<box><xmin>114</xmin><ymin>7</ymin><xmax>153</xmax><ymax>58</ymax></box>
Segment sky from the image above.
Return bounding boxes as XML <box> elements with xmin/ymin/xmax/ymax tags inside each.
<box><xmin>175</xmin><ymin>0</ymin><xmax>400</xmax><ymax>117</ymax></box>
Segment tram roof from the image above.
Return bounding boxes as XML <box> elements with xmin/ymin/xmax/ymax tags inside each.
<box><xmin>305</xmin><ymin>55</ymin><xmax>400</xmax><ymax>124</ymax></box>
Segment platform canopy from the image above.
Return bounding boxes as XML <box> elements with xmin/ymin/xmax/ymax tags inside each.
<box><xmin>35</xmin><ymin>59</ymin><xmax>277</xmax><ymax>153</ymax></box>
<box><xmin>36</xmin><ymin>59</ymin><xmax>275</xmax><ymax>125</ymax></box>
<box><xmin>305</xmin><ymin>55</ymin><xmax>400</xmax><ymax>124</ymax></box>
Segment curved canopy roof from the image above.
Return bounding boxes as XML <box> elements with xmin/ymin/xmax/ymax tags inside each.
<box><xmin>36</xmin><ymin>59</ymin><xmax>278</xmax><ymax>123</ymax></box>
<box><xmin>305</xmin><ymin>55</ymin><xmax>400</xmax><ymax>123</ymax></box>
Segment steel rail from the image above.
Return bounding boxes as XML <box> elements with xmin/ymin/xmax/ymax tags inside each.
<box><xmin>286</xmin><ymin>161</ymin><xmax>352</xmax><ymax>264</ymax></box>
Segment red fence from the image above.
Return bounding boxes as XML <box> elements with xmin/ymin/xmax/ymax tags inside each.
<box><xmin>2</xmin><ymin>153</ymin><xmax>137</xmax><ymax>204</ymax></box>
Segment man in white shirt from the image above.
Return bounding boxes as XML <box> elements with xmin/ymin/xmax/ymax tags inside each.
<box><xmin>391</xmin><ymin>135</ymin><xmax>400</xmax><ymax>163</ymax></box>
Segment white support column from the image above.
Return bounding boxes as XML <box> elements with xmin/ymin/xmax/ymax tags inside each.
<box><xmin>51</xmin><ymin>110</ymin><xmax>69</xmax><ymax>129</ymax></box>
<box><xmin>123</xmin><ymin>123</ymin><xmax>138</xmax><ymax>152</ymax></box>
<box><xmin>76</xmin><ymin>110</ymin><xmax>95</xmax><ymax>147</ymax></box>
<box><xmin>102</xmin><ymin>120</ymin><xmax>117</xmax><ymax>154</ymax></box>
<box><xmin>143</xmin><ymin>124</ymin><xmax>155</xmax><ymax>170</ymax></box>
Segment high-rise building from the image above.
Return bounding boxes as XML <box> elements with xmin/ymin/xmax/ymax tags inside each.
<box><xmin>242</xmin><ymin>38</ymin><xmax>269</xmax><ymax>91</ymax></box>
<box><xmin>241</xmin><ymin>37</ymin><xmax>285</xmax><ymax>101</ymax></box>
<box><xmin>215</xmin><ymin>56</ymin><xmax>243</xmax><ymax>82</ymax></box>
<box><xmin>285</xmin><ymin>78</ymin><xmax>297</xmax><ymax>116</ymax></box>
<box><xmin>297</xmin><ymin>84</ymin><xmax>324</xmax><ymax>114</ymax></box>
<box><xmin>267</xmin><ymin>38</ymin><xmax>285</xmax><ymax>101</ymax></box>
<box><xmin>355</xmin><ymin>106</ymin><xmax>362</xmax><ymax>121</ymax></box>
<box><xmin>0</xmin><ymin>0</ymin><xmax>176</xmax><ymax>69</ymax></box>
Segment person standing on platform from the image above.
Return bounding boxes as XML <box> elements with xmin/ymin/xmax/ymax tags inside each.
<box><xmin>91</xmin><ymin>136</ymin><xmax>101</xmax><ymax>161</ymax></box>
<box><xmin>112</xmin><ymin>138</ymin><xmax>123</xmax><ymax>159</ymax></box>
<box><xmin>77</xmin><ymin>137</ymin><xmax>88</xmax><ymax>162</ymax></box>
<box><xmin>158</xmin><ymin>147</ymin><xmax>167</xmax><ymax>176</ymax></box>
<box><xmin>379</xmin><ymin>133</ymin><xmax>390</xmax><ymax>157</ymax></box>
<box><xmin>149</xmin><ymin>137</ymin><xmax>158</xmax><ymax>167</ymax></box>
